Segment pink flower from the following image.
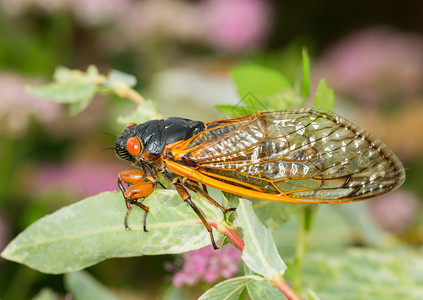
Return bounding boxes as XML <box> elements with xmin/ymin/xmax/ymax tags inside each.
<box><xmin>167</xmin><ymin>244</ymin><xmax>241</xmax><ymax>288</ymax></box>
<box><xmin>313</xmin><ymin>28</ymin><xmax>423</xmax><ymax>106</ymax></box>
<box><xmin>369</xmin><ymin>190</ymin><xmax>421</xmax><ymax>233</ymax></box>
<box><xmin>204</xmin><ymin>0</ymin><xmax>271</xmax><ymax>52</ymax></box>
<box><xmin>118</xmin><ymin>0</ymin><xmax>271</xmax><ymax>52</ymax></box>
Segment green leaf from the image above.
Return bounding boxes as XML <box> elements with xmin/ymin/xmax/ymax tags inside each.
<box><xmin>64</xmin><ymin>270</ymin><xmax>120</xmax><ymax>300</ymax></box>
<box><xmin>301</xmin><ymin>48</ymin><xmax>311</xmax><ymax>98</ymax></box>
<box><xmin>273</xmin><ymin>203</ymin><xmax>382</xmax><ymax>258</ymax></box>
<box><xmin>32</xmin><ymin>287</ymin><xmax>57</xmax><ymax>300</ymax></box>
<box><xmin>26</xmin><ymin>83</ymin><xmax>97</xmax><ymax>104</ymax></box>
<box><xmin>26</xmin><ymin>65</ymin><xmax>100</xmax><ymax>116</ymax></box>
<box><xmin>251</xmin><ymin>199</ymin><xmax>307</xmax><ymax>230</ymax></box>
<box><xmin>68</xmin><ymin>97</ymin><xmax>92</xmax><ymax>116</ymax></box>
<box><xmin>1</xmin><ymin>191</ymin><xmax>223</xmax><ymax>273</ymax></box>
<box><xmin>247</xmin><ymin>279</ymin><xmax>286</xmax><ymax>300</ymax></box>
<box><xmin>199</xmin><ymin>275</ymin><xmax>263</xmax><ymax>300</ymax></box>
<box><xmin>303</xmin><ymin>248</ymin><xmax>423</xmax><ymax>300</ymax></box>
<box><xmin>26</xmin><ymin>65</ymin><xmax>145</xmax><ymax>117</ymax></box>
<box><xmin>237</xmin><ymin>199</ymin><xmax>286</xmax><ymax>279</ymax></box>
<box><xmin>231</xmin><ymin>65</ymin><xmax>290</xmax><ymax>110</ymax></box>
<box><xmin>106</xmin><ymin>69</ymin><xmax>137</xmax><ymax>88</ymax></box>
<box><xmin>267</xmin><ymin>88</ymin><xmax>305</xmax><ymax>111</ymax></box>
<box><xmin>54</xmin><ymin>65</ymin><xmax>104</xmax><ymax>85</ymax></box>
<box><xmin>244</xmin><ymin>265</ymin><xmax>285</xmax><ymax>299</ymax></box>
<box><xmin>313</xmin><ymin>80</ymin><xmax>335</xmax><ymax>111</ymax></box>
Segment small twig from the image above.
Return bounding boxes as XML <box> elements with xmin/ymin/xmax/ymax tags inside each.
<box><xmin>113</xmin><ymin>84</ymin><xmax>145</xmax><ymax>104</ymax></box>
<box><xmin>122</xmin><ymin>88</ymin><xmax>145</xmax><ymax>104</ymax></box>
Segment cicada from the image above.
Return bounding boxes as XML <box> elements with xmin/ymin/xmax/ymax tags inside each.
<box><xmin>115</xmin><ymin>108</ymin><xmax>405</xmax><ymax>249</ymax></box>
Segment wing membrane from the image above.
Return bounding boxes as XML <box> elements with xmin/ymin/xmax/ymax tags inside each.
<box><xmin>169</xmin><ymin>108</ymin><xmax>405</xmax><ymax>203</ymax></box>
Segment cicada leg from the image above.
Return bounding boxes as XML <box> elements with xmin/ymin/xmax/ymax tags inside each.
<box><xmin>173</xmin><ymin>181</ymin><xmax>220</xmax><ymax>250</ymax></box>
<box><xmin>201</xmin><ymin>183</ymin><xmax>208</xmax><ymax>194</ymax></box>
<box><xmin>182</xmin><ymin>178</ymin><xmax>237</xmax><ymax>214</ymax></box>
<box><xmin>117</xmin><ymin>170</ymin><xmax>157</xmax><ymax>232</ymax></box>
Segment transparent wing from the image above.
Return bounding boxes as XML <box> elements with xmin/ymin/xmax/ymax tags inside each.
<box><xmin>171</xmin><ymin>108</ymin><xmax>405</xmax><ymax>202</ymax></box>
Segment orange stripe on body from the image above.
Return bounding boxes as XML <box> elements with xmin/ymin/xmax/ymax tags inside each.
<box><xmin>164</xmin><ymin>159</ymin><xmax>343</xmax><ymax>203</ymax></box>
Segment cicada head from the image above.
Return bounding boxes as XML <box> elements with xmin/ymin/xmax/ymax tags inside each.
<box><xmin>115</xmin><ymin>123</ymin><xmax>143</xmax><ymax>164</ymax></box>
<box><xmin>115</xmin><ymin>119</ymin><xmax>167</xmax><ymax>166</ymax></box>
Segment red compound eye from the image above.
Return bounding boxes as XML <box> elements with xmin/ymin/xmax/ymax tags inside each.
<box><xmin>125</xmin><ymin>122</ymin><xmax>137</xmax><ymax>128</ymax></box>
<box><xmin>126</xmin><ymin>137</ymin><xmax>141</xmax><ymax>155</ymax></box>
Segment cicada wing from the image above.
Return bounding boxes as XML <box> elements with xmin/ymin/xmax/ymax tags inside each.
<box><xmin>175</xmin><ymin>108</ymin><xmax>405</xmax><ymax>203</ymax></box>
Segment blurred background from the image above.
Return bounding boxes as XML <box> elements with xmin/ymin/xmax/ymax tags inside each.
<box><xmin>1</xmin><ymin>0</ymin><xmax>423</xmax><ymax>299</ymax></box>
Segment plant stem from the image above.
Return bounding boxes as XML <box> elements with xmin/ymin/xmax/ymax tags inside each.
<box><xmin>122</xmin><ymin>88</ymin><xmax>145</xmax><ymax>104</ymax></box>
<box><xmin>293</xmin><ymin>209</ymin><xmax>306</xmax><ymax>293</ymax></box>
<box><xmin>272</xmin><ymin>273</ymin><xmax>302</xmax><ymax>300</ymax></box>
<box><xmin>293</xmin><ymin>206</ymin><xmax>316</xmax><ymax>293</ymax></box>
<box><xmin>110</xmin><ymin>83</ymin><xmax>146</xmax><ymax>104</ymax></box>
<box><xmin>211</xmin><ymin>221</ymin><xmax>245</xmax><ymax>250</ymax></box>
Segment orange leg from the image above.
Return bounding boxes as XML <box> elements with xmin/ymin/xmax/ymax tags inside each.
<box><xmin>117</xmin><ymin>170</ymin><xmax>157</xmax><ymax>231</ymax></box>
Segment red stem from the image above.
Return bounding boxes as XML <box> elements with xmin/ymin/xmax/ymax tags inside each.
<box><xmin>272</xmin><ymin>274</ymin><xmax>302</xmax><ymax>300</ymax></box>
<box><xmin>215</xmin><ymin>221</ymin><xmax>245</xmax><ymax>250</ymax></box>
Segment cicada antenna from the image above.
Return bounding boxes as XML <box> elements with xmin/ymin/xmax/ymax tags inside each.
<box><xmin>100</xmin><ymin>131</ymin><xmax>119</xmax><ymax>137</ymax></box>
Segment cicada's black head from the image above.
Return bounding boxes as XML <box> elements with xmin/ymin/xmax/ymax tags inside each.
<box><xmin>115</xmin><ymin>119</ymin><xmax>166</xmax><ymax>165</ymax></box>
<box><xmin>115</xmin><ymin>117</ymin><xmax>205</xmax><ymax>165</ymax></box>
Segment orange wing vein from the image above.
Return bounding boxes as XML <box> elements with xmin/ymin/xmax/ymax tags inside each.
<box><xmin>166</xmin><ymin>108</ymin><xmax>405</xmax><ymax>203</ymax></box>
